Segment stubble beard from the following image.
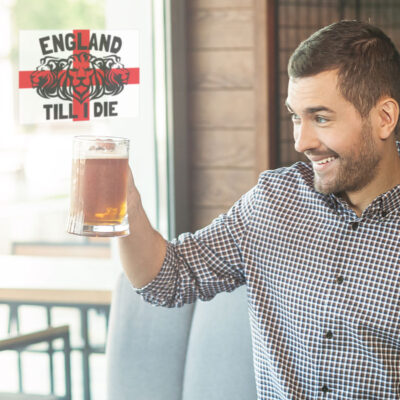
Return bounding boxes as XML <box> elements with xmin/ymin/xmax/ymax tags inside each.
<box><xmin>314</xmin><ymin>120</ymin><xmax>381</xmax><ymax>195</ymax></box>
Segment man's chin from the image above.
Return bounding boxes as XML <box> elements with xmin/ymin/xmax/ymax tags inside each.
<box><xmin>314</xmin><ymin>178</ymin><xmax>338</xmax><ymax>195</ymax></box>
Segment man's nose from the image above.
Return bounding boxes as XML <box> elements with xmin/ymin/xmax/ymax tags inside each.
<box><xmin>294</xmin><ymin>122</ymin><xmax>320</xmax><ymax>153</ymax></box>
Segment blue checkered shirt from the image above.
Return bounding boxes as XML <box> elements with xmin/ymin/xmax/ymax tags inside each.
<box><xmin>137</xmin><ymin>161</ymin><xmax>400</xmax><ymax>399</ymax></box>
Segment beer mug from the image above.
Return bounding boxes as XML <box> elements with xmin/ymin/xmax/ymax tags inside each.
<box><xmin>67</xmin><ymin>136</ymin><xmax>130</xmax><ymax>237</ymax></box>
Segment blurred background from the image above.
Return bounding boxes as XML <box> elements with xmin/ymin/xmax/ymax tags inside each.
<box><xmin>0</xmin><ymin>0</ymin><xmax>399</xmax><ymax>399</ymax></box>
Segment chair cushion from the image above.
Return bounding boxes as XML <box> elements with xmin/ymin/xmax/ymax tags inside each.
<box><xmin>182</xmin><ymin>286</ymin><xmax>257</xmax><ymax>400</ymax></box>
<box><xmin>106</xmin><ymin>273</ymin><xmax>195</xmax><ymax>400</ymax></box>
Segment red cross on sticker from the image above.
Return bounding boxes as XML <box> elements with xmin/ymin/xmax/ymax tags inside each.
<box><xmin>19</xmin><ymin>30</ymin><xmax>140</xmax><ymax>123</ymax></box>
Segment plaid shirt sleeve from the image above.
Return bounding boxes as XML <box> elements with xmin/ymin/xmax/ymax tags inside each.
<box><xmin>136</xmin><ymin>182</ymin><xmax>257</xmax><ymax>307</ymax></box>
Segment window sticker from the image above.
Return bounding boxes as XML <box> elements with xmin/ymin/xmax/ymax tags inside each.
<box><xmin>19</xmin><ymin>30</ymin><xmax>139</xmax><ymax>123</ymax></box>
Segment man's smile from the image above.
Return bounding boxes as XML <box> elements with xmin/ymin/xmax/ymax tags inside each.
<box><xmin>305</xmin><ymin>154</ymin><xmax>339</xmax><ymax>172</ymax></box>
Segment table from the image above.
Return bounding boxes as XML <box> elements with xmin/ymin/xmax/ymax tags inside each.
<box><xmin>0</xmin><ymin>255</ymin><xmax>120</xmax><ymax>297</ymax></box>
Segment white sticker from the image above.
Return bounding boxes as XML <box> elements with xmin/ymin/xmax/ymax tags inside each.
<box><xmin>19</xmin><ymin>30</ymin><xmax>139</xmax><ymax>123</ymax></box>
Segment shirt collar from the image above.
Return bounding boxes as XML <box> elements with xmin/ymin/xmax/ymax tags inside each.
<box><xmin>371</xmin><ymin>184</ymin><xmax>400</xmax><ymax>217</ymax></box>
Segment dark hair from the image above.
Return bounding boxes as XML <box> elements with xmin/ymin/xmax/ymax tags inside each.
<box><xmin>288</xmin><ymin>20</ymin><xmax>400</xmax><ymax>131</ymax></box>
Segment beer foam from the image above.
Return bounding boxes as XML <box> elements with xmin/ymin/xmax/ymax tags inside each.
<box><xmin>74</xmin><ymin>154</ymin><xmax>128</xmax><ymax>160</ymax></box>
<box><xmin>74</xmin><ymin>152</ymin><xmax>128</xmax><ymax>160</ymax></box>
<box><xmin>72</xmin><ymin>138</ymin><xmax>129</xmax><ymax>159</ymax></box>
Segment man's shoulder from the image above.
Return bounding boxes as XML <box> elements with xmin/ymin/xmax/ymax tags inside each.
<box><xmin>257</xmin><ymin>161</ymin><xmax>314</xmax><ymax>192</ymax></box>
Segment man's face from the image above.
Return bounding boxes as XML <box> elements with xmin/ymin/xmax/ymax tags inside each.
<box><xmin>286</xmin><ymin>69</ymin><xmax>381</xmax><ymax>195</ymax></box>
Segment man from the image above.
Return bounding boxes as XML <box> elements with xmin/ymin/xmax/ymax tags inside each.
<box><xmin>119</xmin><ymin>21</ymin><xmax>400</xmax><ymax>399</ymax></box>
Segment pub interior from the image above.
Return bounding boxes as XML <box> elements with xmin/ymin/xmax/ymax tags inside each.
<box><xmin>0</xmin><ymin>0</ymin><xmax>399</xmax><ymax>399</ymax></box>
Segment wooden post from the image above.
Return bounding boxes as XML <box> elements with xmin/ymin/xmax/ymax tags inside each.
<box><xmin>254</xmin><ymin>0</ymin><xmax>277</xmax><ymax>175</ymax></box>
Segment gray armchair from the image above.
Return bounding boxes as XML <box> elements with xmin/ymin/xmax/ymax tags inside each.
<box><xmin>106</xmin><ymin>273</ymin><xmax>257</xmax><ymax>400</ymax></box>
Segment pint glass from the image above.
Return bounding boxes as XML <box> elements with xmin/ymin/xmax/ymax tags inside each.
<box><xmin>67</xmin><ymin>136</ymin><xmax>130</xmax><ymax>237</ymax></box>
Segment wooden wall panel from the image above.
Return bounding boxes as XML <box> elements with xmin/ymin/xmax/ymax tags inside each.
<box><xmin>192</xmin><ymin>206</ymin><xmax>229</xmax><ymax>230</ymax></box>
<box><xmin>188</xmin><ymin>9</ymin><xmax>254</xmax><ymax>49</ymax></box>
<box><xmin>189</xmin><ymin>50</ymin><xmax>253</xmax><ymax>89</ymax></box>
<box><xmin>187</xmin><ymin>1</ymin><xmax>269</xmax><ymax>231</ymax></box>
<box><xmin>190</xmin><ymin>90</ymin><xmax>254</xmax><ymax>129</ymax></box>
<box><xmin>190</xmin><ymin>0</ymin><xmax>253</xmax><ymax>9</ymax></box>
<box><xmin>192</xmin><ymin>129</ymin><xmax>255</xmax><ymax>168</ymax></box>
<box><xmin>192</xmin><ymin>169</ymin><xmax>254</xmax><ymax>208</ymax></box>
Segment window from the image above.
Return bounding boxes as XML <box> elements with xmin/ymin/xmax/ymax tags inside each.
<box><xmin>1</xmin><ymin>0</ymin><xmax>174</xmax><ymax>261</ymax></box>
<box><xmin>1</xmin><ymin>0</ymin><xmax>109</xmax><ymax>259</ymax></box>
<box><xmin>0</xmin><ymin>0</ymin><xmax>183</xmax><ymax>399</ymax></box>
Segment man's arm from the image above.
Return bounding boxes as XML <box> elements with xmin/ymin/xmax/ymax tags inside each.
<box><xmin>120</xmin><ymin>167</ymin><xmax>257</xmax><ymax>307</ymax></box>
<box><xmin>118</xmin><ymin>168</ymin><xmax>167</xmax><ymax>289</ymax></box>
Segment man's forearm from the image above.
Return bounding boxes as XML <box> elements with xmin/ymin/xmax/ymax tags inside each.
<box><xmin>119</xmin><ymin>203</ymin><xmax>167</xmax><ymax>289</ymax></box>
<box><xmin>118</xmin><ymin>170</ymin><xmax>167</xmax><ymax>289</ymax></box>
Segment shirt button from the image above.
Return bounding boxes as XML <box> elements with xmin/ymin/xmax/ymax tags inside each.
<box><xmin>336</xmin><ymin>276</ymin><xmax>344</xmax><ymax>284</ymax></box>
<box><xmin>321</xmin><ymin>384</ymin><xmax>330</xmax><ymax>393</ymax></box>
<box><xmin>351</xmin><ymin>221</ymin><xmax>359</xmax><ymax>230</ymax></box>
<box><xmin>325</xmin><ymin>331</ymin><xmax>333</xmax><ymax>339</ymax></box>
<box><xmin>382</xmin><ymin>210</ymin><xmax>388</xmax><ymax>218</ymax></box>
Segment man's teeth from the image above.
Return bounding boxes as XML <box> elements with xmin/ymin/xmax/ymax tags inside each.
<box><xmin>314</xmin><ymin>156</ymin><xmax>336</xmax><ymax>165</ymax></box>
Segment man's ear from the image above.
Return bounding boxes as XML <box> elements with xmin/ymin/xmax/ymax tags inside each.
<box><xmin>375</xmin><ymin>97</ymin><xmax>399</xmax><ymax>139</ymax></box>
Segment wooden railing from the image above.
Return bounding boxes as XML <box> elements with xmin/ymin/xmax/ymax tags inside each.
<box><xmin>0</xmin><ymin>255</ymin><xmax>118</xmax><ymax>400</ymax></box>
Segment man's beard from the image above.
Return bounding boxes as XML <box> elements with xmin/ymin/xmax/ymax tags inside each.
<box><xmin>314</xmin><ymin>120</ymin><xmax>381</xmax><ymax>195</ymax></box>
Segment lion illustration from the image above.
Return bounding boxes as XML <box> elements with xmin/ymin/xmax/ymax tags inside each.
<box><xmin>31</xmin><ymin>57</ymin><xmax>66</xmax><ymax>99</ymax></box>
<box><xmin>30</xmin><ymin>53</ymin><xmax>130</xmax><ymax>104</ymax></box>
<box><xmin>103</xmin><ymin>55</ymin><xmax>130</xmax><ymax>96</ymax></box>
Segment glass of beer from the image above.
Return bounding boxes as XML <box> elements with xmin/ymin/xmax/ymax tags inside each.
<box><xmin>67</xmin><ymin>136</ymin><xmax>130</xmax><ymax>237</ymax></box>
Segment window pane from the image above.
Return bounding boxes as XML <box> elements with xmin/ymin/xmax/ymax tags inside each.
<box><xmin>1</xmin><ymin>0</ymin><xmax>111</xmax><ymax>259</ymax></box>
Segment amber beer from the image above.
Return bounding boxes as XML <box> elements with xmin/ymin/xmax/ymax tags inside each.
<box><xmin>72</xmin><ymin>157</ymin><xmax>128</xmax><ymax>224</ymax></box>
<box><xmin>67</xmin><ymin>136</ymin><xmax>130</xmax><ymax>237</ymax></box>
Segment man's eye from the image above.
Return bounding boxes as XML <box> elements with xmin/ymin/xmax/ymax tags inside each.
<box><xmin>291</xmin><ymin>113</ymin><xmax>300</xmax><ymax>123</ymax></box>
<box><xmin>315</xmin><ymin>116</ymin><xmax>329</xmax><ymax>124</ymax></box>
